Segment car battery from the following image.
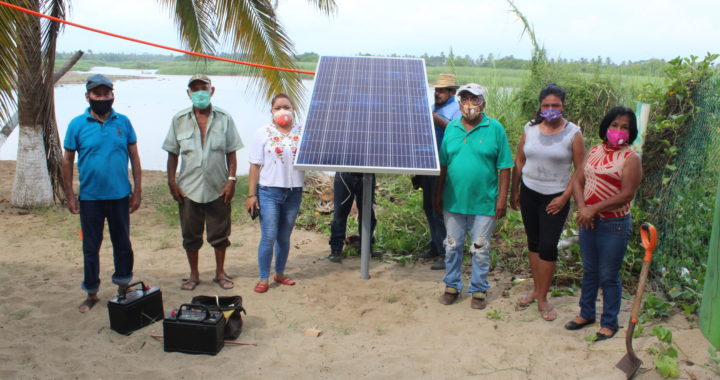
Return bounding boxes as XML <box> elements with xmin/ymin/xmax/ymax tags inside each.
<box><xmin>107</xmin><ymin>281</ymin><xmax>164</xmax><ymax>335</ymax></box>
<box><xmin>163</xmin><ymin>304</ymin><xmax>226</xmax><ymax>355</ymax></box>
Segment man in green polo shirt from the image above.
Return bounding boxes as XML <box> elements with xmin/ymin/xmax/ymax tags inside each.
<box><xmin>433</xmin><ymin>83</ymin><xmax>514</xmax><ymax>309</ymax></box>
<box><xmin>162</xmin><ymin>74</ymin><xmax>243</xmax><ymax>290</ymax></box>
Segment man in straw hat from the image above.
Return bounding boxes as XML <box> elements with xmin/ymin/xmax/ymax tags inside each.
<box><xmin>415</xmin><ymin>74</ymin><xmax>461</xmax><ymax>270</ymax></box>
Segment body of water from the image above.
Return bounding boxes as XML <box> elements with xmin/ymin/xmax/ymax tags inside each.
<box><xmin>1</xmin><ymin>67</ymin><xmax>437</xmax><ymax>174</ymax></box>
<box><xmin>0</xmin><ymin>67</ymin><xmax>312</xmax><ymax>174</ymax></box>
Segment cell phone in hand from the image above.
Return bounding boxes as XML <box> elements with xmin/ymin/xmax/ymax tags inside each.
<box><xmin>249</xmin><ymin>205</ymin><xmax>260</xmax><ymax>220</ymax></box>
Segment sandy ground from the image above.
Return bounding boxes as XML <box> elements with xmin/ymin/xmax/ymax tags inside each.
<box><xmin>0</xmin><ymin>160</ymin><xmax>716</xmax><ymax>380</ymax></box>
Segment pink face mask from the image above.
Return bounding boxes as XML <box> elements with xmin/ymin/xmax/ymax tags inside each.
<box><xmin>606</xmin><ymin>129</ymin><xmax>629</xmax><ymax>146</ymax></box>
<box><xmin>273</xmin><ymin>109</ymin><xmax>293</xmax><ymax>127</ymax></box>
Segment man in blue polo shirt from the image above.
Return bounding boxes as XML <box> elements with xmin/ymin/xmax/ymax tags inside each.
<box><xmin>433</xmin><ymin>83</ymin><xmax>513</xmax><ymax>310</ymax></box>
<box><xmin>62</xmin><ymin>74</ymin><xmax>142</xmax><ymax>313</ymax></box>
<box><xmin>415</xmin><ymin>74</ymin><xmax>462</xmax><ymax>270</ymax></box>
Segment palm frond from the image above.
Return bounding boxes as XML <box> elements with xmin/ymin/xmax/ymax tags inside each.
<box><xmin>212</xmin><ymin>0</ymin><xmax>303</xmax><ymax>106</ymax></box>
<box><xmin>304</xmin><ymin>0</ymin><xmax>336</xmax><ymax>15</ymax></box>
<box><xmin>156</xmin><ymin>0</ymin><xmax>218</xmax><ymax>57</ymax></box>
<box><xmin>0</xmin><ymin>1</ymin><xmax>23</xmax><ymax>124</ymax></box>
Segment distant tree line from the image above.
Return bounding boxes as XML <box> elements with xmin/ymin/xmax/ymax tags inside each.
<box><xmin>57</xmin><ymin>51</ymin><xmax>673</xmax><ymax>77</ymax></box>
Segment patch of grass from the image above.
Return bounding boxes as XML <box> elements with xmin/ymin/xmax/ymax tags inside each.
<box><xmin>486</xmin><ymin>309</ymin><xmax>504</xmax><ymax>321</ymax></box>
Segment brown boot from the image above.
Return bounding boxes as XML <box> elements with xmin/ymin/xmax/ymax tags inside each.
<box><xmin>439</xmin><ymin>287</ymin><xmax>459</xmax><ymax>305</ymax></box>
<box><xmin>470</xmin><ymin>292</ymin><xmax>487</xmax><ymax>309</ymax></box>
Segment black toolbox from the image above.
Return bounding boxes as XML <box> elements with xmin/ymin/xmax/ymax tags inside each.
<box><xmin>163</xmin><ymin>304</ymin><xmax>226</xmax><ymax>355</ymax></box>
<box><xmin>107</xmin><ymin>281</ymin><xmax>164</xmax><ymax>335</ymax></box>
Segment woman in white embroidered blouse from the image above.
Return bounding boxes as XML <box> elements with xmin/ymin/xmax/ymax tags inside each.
<box><xmin>245</xmin><ymin>94</ymin><xmax>304</xmax><ymax>293</ymax></box>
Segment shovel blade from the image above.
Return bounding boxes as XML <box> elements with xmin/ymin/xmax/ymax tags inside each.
<box><xmin>616</xmin><ymin>353</ymin><xmax>642</xmax><ymax>379</ymax></box>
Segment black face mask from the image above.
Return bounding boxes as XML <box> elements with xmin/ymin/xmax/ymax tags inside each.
<box><xmin>89</xmin><ymin>99</ymin><xmax>114</xmax><ymax>116</ymax></box>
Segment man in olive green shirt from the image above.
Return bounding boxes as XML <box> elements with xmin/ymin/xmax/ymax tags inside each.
<box><xmin>162</xmin><ymin>74</ymin><xmax>243</xmax><ymax>290</ymax></box>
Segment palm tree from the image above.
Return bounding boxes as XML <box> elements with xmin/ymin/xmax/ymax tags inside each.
<box><xmin>0</xmin><ymin>0</ymin><xmax>335</xmax><ymax>207</ymax></box>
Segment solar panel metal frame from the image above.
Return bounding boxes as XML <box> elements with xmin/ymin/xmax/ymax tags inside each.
<box><xmin>294</xmin><ymin>56</ymin><xmax>440</xmax><ymax>175</ymax></box>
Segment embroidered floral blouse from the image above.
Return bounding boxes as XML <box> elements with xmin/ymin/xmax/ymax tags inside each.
<box><xmin>248</xmin><ymin>123</ymin><xmax>304</xmax><ymax>188</ymax></box>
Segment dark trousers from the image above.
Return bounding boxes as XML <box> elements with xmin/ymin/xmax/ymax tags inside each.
<box><xmin>79</xmin><ymin>197</ymin><xmax>134</xmax><ymax>294</ymax></box>
<box><xmin>329</xmin><ymin>172</ymin><xmax>376</xmax><ymax>251</ymax></box>
<box><xmin>416</xmin><ymin>175</ymin><xmax>446</xmax><ymax>254</ymax></box>
<box><xmin>519</xmin><ymin>181</ymin><xmax>570</xmax><ymax>262</ymax></box>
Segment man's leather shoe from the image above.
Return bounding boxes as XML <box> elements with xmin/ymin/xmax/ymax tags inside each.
<box><xmin>439</xmin><ymin>287</ymin><xmax>459</xmax><ymax>305</ymax></box>
<box><xmin>471</xmin><ymin>293</ymin><xmax>487</xmax><ymax>309</ymax></box>
<box><xmin>328</xmin><ymin>250</ymin><xmax>343</xmax><ymax>263</ymax></box>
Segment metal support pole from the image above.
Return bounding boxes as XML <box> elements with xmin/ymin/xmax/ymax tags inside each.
<box><xmin>360</xmin><ymin>173</ymin><xmax>372</xmax><ymax>279</ymax></box>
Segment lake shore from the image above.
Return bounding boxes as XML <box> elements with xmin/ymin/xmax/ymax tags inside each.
<box><xmin>0</xmin><ymin>160</ymin><xmax>715</xmax><ymax>379</ymax></box>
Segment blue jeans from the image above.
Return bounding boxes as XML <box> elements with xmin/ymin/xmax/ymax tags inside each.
<box><xmin>417</xmin><ymin>175</ymin><xmax>446</xmax><ymax>254</ymax></box>
<box><xmin>257</xmin><ymin>186</ymin><xmax>303</xmax><ymax>280</ymax></box>
<box><xmin>329</xmin><ymin>172</ymin><xmax>376</xmax><ymax>251</ymax></box>
<box><xmin>442</xmin><ymin>211</ymin><xmax>496</xmax><ymax>294</ymax></box>
<box><xmin>578</xmin><ymin>214</ymin><xmax>632</xmax><ymax>330</ymax></box>
<box><xmin>79</xmin><ymin>197</ymin><xmax>134</xmax><ymax>294</ymax></box>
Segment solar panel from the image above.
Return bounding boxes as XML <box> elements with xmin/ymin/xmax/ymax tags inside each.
<box><xmin>294</xmin><ymin>56</ymin><xmax>439</xmax><ymax>175</ymax></box>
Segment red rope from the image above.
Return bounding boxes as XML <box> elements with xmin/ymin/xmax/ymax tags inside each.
<box><xmin>0</xmin><ymin>0</ymin><xmax>316</xmax><ymax>75</ymax></box>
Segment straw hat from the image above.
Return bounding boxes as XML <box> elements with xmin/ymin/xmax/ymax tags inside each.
<box><xmin>432</xmin><ymin>74</ymin><xmax>459</xmax><ymax>89</ymax></box>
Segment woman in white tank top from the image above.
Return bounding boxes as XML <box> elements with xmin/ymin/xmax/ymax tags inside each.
<box><xmin>510</xmin><ymin>84</ymin><xmax>585</xmax><ymax>321</ymax></box>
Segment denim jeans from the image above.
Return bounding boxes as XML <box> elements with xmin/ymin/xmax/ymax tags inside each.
<box><xmin>257</xmin><ymin>186</ymin><xmax>303</xmax><ymax>280</ymax></box>
<box><xmin>329</xmin><ymin>172</ymin><xmax>376</xmax><ymax>251</ymax></box>
<box><xmin>417</xmin><ymin>175</ymin><xmax>446</xmax><ymax>254</ymax></box>
<box><xmin>79</xmin><ymin>197</ymin><xmax>134</xmax><ymax>294</ymax></box>
<box><xmin>442</xmin><ymin>211</ymin><xmax>496</xmax><ymax>294</ymax></box>
<box><xmin>578</xmin><ymin>214</ymin><xmax>632</xmax><ymax>330</ymax></box>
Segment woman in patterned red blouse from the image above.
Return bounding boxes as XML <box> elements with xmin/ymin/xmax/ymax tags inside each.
<box><xmin>564</xmin><ymin>106</ymin><xmax>642</xmax><ymax>341</ymax></box>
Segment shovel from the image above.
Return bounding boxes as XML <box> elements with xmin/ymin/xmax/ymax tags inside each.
<box><xmin>616</xmin><ymin>223</ymin><xmax>657</xmax><ymax>379</ymax></box>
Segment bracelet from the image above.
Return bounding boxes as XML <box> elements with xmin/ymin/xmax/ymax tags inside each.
<box><xmin>247</xmin><ymin>194</ymin><xmax>256</xmax><ymax>198</ymax></box>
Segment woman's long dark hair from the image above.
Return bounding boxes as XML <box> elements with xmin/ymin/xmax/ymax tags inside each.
<box><xmin>530</xmin><ymin>84</ymin><xmax>567</xmax><ymax>126</ymax></box>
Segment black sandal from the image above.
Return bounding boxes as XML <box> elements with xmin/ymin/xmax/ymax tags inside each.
<box><xmin>564</xmin><ymin>317</ymin><xmax>595</xmax><ymax>330</ymax></box>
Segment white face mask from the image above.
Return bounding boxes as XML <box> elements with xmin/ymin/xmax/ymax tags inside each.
<box><xmin>461</xmin><ymin>102</ymin><xmax>482</xmax><ymax>120</ymax></box>
<box><xmin>272</xmin><ymin>109</ymin><xmax>293</xmax><ymax>127</ymax></box>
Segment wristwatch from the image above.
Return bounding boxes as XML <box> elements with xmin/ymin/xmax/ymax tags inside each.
<box><xmin>228</xmin><ymin>176</ymin><xmax>237</xmax><ymax>182</ymax></box>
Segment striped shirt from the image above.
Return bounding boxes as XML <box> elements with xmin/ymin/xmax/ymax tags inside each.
<box><xmin>583</xmin><ymin>143</ymin><xmax>634</xmax><ymax>218</ymax></box>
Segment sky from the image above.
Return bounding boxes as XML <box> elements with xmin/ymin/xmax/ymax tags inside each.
<box><xmin>50</xmin><ymin>0</ymin><xmax>720</xmax><ymax>63</ymax></box>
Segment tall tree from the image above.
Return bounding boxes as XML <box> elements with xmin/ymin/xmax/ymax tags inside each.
<box><xmin>0</xmin><ymin>0</ymin><xmax>336</xmax><ymax>207</ymax></box>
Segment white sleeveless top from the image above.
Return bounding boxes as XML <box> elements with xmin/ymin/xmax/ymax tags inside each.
<box><xmin>521</xmin><ymin>121</ymin><xmax>581</xmax><ymax>195</ymax></box>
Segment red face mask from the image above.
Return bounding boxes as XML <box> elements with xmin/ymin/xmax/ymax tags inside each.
<box><xmin>273</xmin><ymin>110</ymin><xmax>293</xmax><ymax>127</ymax></box>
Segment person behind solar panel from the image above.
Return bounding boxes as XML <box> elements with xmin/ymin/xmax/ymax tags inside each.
<box><xmin>245</xmin><ymin>94</ymin><xmax>304</xmax><ymax>293</ymax></box>
<box><xmin>433</xmin><ymin>83</ymin><xmax>514</xmax><ymax>310</ymax></box>
<box><xmin>162</xmin><ymin>74</ymin><xmax>243</xmax><ymax>291</ymax></box>
<box><xmin>61</xmin><ymin>74</ymin><xmax>143</xmax><ymax>313</ymax></box>
<box><xmin>326</xmin><ymin>172</ymin><xmax>383</xmax><ymax>263</ymax></box>
<box><xmin>413</xmin><ymin>74</ymin><xmax>462</xmax><ymax>271</ymax></box>
<box><xmin>509</xmin><ymin>84</ymin><xmax>585</xmax><ymax>322</ymax></box>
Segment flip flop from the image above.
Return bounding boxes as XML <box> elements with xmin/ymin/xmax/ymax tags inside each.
<box><xmin>213</xmin><ymin>277</ymin><xmax>235</xmax><ymax>290</ymax></box>
<box><xmin>540</xmin><ymin>306</ymin><xmax>557</xmax><ymax>321</ymax></box>
<box><xmin>274</xmin><ymin>276</ymin><xmax>296</xmax><ymax>286</ymax></box>
<box><xmin>517</xmin><ymin>293</ymin><xmax>536</xmax><ymax>309</ymax></box>
<box><xmin>254</xmin><ymin>282</ymin><xmax>269</xmax><ymax>293</ymax></box>
<box><xmin>181</xmin><ymin>279</ymin><xmax>200</xmax><ymax>291</ymax></box>
<box><xmin>78</xmin><ymin>297</ymin><xmax>99</xmax><ymax>313</ymax></box>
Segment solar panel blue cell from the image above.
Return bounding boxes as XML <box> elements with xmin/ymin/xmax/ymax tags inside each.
<box><xmin>294</xmin><ymin>56</ymin><xmax>439</xmax><ymax>175</ymax></box>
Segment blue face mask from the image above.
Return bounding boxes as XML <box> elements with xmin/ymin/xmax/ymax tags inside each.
<box><xmin>540</xmin><ymin>108</ymin><xmax>563</xmax><ymax>122</ymax></box>
<box><xmin>191</xmin><ymin>90</ymin><xmax>211</xmax><ymax>109</ymax></box>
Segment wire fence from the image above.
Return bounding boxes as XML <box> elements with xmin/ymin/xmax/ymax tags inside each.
<box><xmin>649</xmin><ymin>74</ymin><xmax>720</xmax><ymax>304</ymax></box>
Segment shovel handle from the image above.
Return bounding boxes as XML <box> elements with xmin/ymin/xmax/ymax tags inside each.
<box><xmin>629</xmin><ymin>223</ymin><xmax>657</xmax><ymax>324</ymax></box>
<box><xmin>640</xmin><ymin>223</ymin><xmax>657</xmax><ymax>262</ymax></box>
